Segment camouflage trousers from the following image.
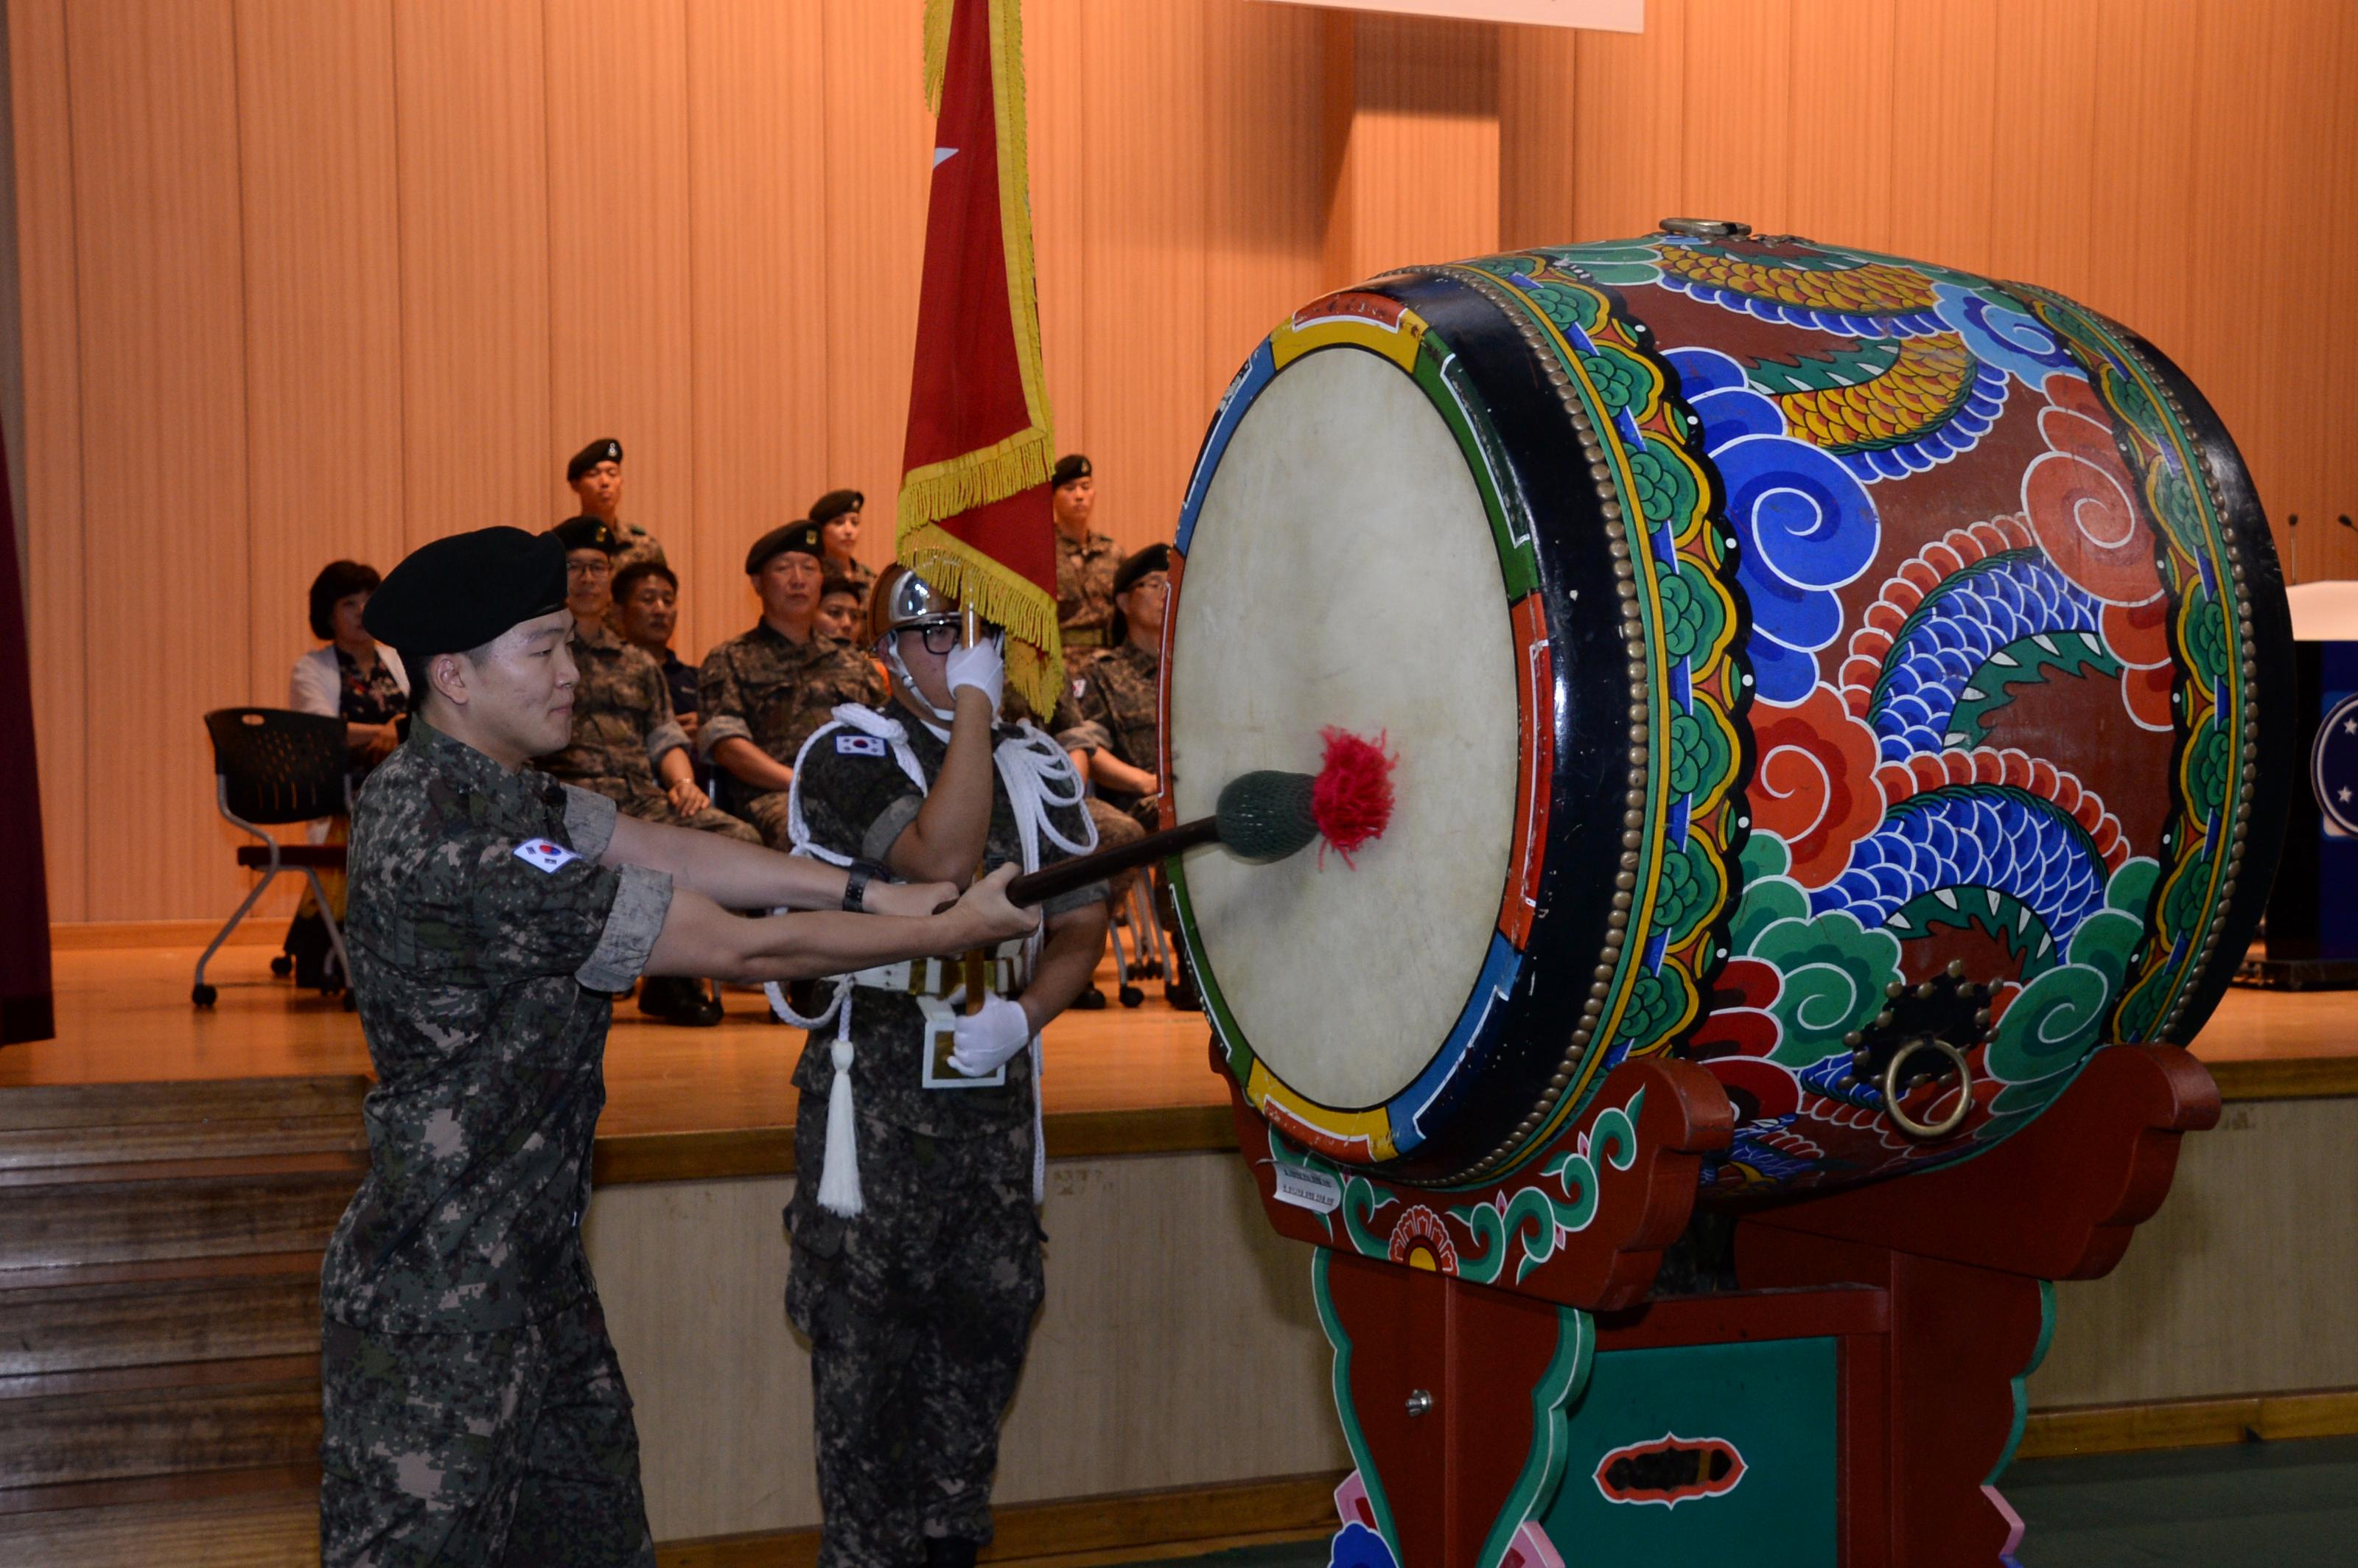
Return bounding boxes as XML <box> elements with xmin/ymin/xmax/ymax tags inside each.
<box><xmin>741</xmin><ymin>788</ymin><xmax>796</xmax><ymax>851</ymax></box>
<box><xmin>320</xmin><ymin>1296</ymin><xmax>654</xmax><ymax>1568</ymax></box>
<box><xmin>614</xmin><ymin>777</ymin><xmax>762</xmax><ymax>844</ymax></box>
<box><xmin>786</xmin><ymin>1099</ymin><xmax>1046</xmax><ymax>1568</ymax></box>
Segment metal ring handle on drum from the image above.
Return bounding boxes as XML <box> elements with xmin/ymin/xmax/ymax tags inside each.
<box><xmin>1881</xmin><ymin>1037</ymin><xmax>1973</xmax><ymax>1142</ymax></box>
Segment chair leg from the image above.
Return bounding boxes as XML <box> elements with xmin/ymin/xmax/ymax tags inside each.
<box><xmin>193</xmin><ymin>867</ymin><xmax>279</xmax><ymax>1003</ymax></box>
<box><xmin>302</xmin><ymin>869</ymin><xmax>354</xmax><ymax>990</ymax></box>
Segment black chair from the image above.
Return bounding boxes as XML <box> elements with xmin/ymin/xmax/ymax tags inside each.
<box><xmin>192</xmin><ymin>708</ymin><xmax>353</xmax><ymax>1007</ymax></box>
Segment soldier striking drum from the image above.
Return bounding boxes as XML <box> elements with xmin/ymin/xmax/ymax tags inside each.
<box><xmin>323</xmin><ymin>527</ymin><xmax>1038</xmax><ymax>1568</ymax></box>
<box><xmin>783</xmin><ymin>564</ymin><xmax>1110</xmax><ymax>1568</ymax></box>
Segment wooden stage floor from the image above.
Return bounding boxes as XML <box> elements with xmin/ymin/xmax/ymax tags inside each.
<box><xmin>4</xmin><ymin>927</ymin><xmax>2353</xmax><ymax>1179</ymax></box>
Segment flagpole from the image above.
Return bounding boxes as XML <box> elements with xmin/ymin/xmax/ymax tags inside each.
<box><xmin>962</xmin><ymin>603</ymin><xmax>989</xmax><ymax>1016</ymax></box>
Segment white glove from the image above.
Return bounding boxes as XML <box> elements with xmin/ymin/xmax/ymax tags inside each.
<box><xmin>948</xmin><ymin>994</ymin><xmax>1032</xmax><ymax>1077</ymax></box>
<box><xmin>944</xmin><ymin>633</ymin><xmax>1006</xmax><ymax>711</ymax></box>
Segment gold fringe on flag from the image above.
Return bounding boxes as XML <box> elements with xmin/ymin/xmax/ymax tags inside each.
<box><xmin>922</xmin><ymin>0</ymin><xmax>954</xmax><ymax>112</ymax></box>
<box><xmin>901</xmin><ymin>522</ymin><xmax>1066</xmax><ymax>718</ymax></box>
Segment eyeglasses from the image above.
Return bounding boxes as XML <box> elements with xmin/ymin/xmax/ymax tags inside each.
<box><xmin>566</xmin><ymin>559</ymin><xmax>613</xmax><ymax>579</ymax></box>
<box><xmin>912</xmin><ymin>622</ymin><xmax>962</xmax><ymax>656</ymax></box>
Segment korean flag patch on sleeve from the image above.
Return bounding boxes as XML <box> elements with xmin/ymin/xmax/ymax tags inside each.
<box><xmin>836</xmin><ymin>733</ymin><xmax>887</xmax><ymax>757</ymax></box>
<box><xmin>514</xmin><ymin>839</ymin><xmax>580</xmax><ymax>874</ymax></box>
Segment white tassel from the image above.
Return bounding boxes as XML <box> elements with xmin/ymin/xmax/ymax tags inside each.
<box><xmin>817</xmin><ymin>1030</ymin><xmax>863</xmax><ymax>1217</ymax></box>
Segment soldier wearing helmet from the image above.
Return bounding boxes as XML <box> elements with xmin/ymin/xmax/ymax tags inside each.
<box><xmin>781</xmin><ymin>562</ymin><xmax>1111</xmax><ymax>1568</ymax></box>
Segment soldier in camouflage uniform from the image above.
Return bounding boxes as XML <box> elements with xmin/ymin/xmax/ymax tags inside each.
<box><xmin>788</xmin><ymin>564</ymin><xmax>1110</xmax><ymax>1568</ymax></box>
<box><xmin>540</xmin><ymin>518</ymin><xmax>757</xmax><ymax>844</ymax></box>
<box><xmin>811</xmin><ymin>487</ymin><xmax>877</xmax><ymax>603</ymax></box>
<box><xmin>1054</xmin><ymin>544</ymin><xmax>1197</xmax><ymax>1009</ymax></box>
<box><xmin>1050</xmin><ymin>454</ymin><xmax>1121</xmax><ymax>679</ymax></box>
<box><xmin>566</xmin><ymin>438</ymin><xmax>667</xmax><ymax>588</ymax></box>
<box><xmin>700</xmin><ymin>521</ymin><xmax>887</xmax><ymax>849</ymax></box>
<box><xmin>325</xmin><ymin>527</ymin><xmax>1038</xmax><ymax>1568</ymax></box>
<box><xmin>542</xmin><ymin>518</ymin><xmax>756</xmax><ymax>1026</ymax></box>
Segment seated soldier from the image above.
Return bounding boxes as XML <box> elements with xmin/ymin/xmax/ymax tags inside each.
<box><xmin>1056</xmin><ymin>542</ymin><xmax>1197</xmax><ymax>1009</ymax></box>
<box><xmin>612</xmin><ymin>559</ymin><xmax>701</xmax><ymax>748</ymax></box>
<box><xmin>699</xmin><ymin>521</ymin><xmax>887</xmax><ymax>849</ymax></box>
<box><xmin>814</xmin><ymin>573</ymin><xmax>866</xmax><ymax>645</ymax></box>
<box><xmin>539</xmin><ymin>517</ymin><xmax>758</xmax><ymax>1026</ymax></box>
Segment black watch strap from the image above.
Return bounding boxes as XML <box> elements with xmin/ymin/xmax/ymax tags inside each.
<box><xmin>842</xmin><ymin>863</ymin><xmax>875</xmax><ymax>913</ymax></box>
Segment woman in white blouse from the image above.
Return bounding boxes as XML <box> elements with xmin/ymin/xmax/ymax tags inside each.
<box><xmin>290</xmin><ymin>560</ymin><xmax>408</xmax><ymax>763</ymax></box>
<box><xmin>282</xmin><ymin>561</ymin><xmax>408</xmax><ymax>986</ymax></box>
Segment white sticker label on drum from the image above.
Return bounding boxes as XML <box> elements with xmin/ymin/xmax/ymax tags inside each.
<box><xmin>1272</xmin><ymin>1162</ymin><xmax>1342</xmax><ymax>1214</ymax></box>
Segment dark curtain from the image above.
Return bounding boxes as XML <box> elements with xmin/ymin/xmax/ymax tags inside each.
<box><xmin>0</xmin><ymin>433</ymin><xmax>53</xmax><ymax>1044</ymax></box>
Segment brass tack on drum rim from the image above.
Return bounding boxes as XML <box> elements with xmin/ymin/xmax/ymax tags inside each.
<box><xmin>1610</xmin><ymin>892</ymin><xmax>1631</xmax><ymax>911</ymax></box>
<box><xmin>1614</xmin><ymin>871</ymin><xmax>1636</xmax><ymax>890</ymax></box>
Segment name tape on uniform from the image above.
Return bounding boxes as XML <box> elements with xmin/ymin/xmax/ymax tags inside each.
<box><xmin>513</xmin><ymin>839</ymin><xmax>580</xmax><ymax>874</ymax></box>
<box><xmin>836</xmin><ymin>733</ymin><xmax>887</xmax><ymax>757</ymax></box>
<box><xmin>1271</xmin><ymin>1161</ymin><xmax>1341</xmax><ymax>1215</ymax></box>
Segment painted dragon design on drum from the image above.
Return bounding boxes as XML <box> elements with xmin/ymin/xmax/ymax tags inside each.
<box><xmin>1169</xmin><ymin>228</ymin><xmax>2277</xmax><ymax>1211</ymax></box>
<box><xmin>1497</xmin><ymin>234</ymin><xmax>2262</xmax><ymax>1193</ymax></box>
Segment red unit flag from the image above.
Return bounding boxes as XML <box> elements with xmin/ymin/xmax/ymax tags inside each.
<box><xmin>897</xmin><ymin>0</ymin><xmax>1062</xmax><ymax>718</ymax></box>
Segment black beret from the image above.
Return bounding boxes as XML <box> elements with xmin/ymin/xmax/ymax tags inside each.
<box><xmin>567</xmin><ymin>438</ymin><xmax>623</xmax><ymax>483</ymax></box>
<box><xmin>810</xmin><ymin>489</ymin><xmax>864</xmax><ymax>525</ymax></box>
<box><xmin>1113</xmin><ymin>542</ymin><xmax>1171</xmax><ymax>596</ymax></box>
<box><xmin>551</xmin><ymin>515</ymin><xmax>620</xmax><ymax>555</ymax></box>
<box><xmin>1052</xmin><ymin>453</ymin><xmax>1091</xmax><ymax>487</ymax></box>
<box><xmin>365</xmin><ymin>528</ymin><xmax>570</xmax><ymax>656</ymax></box>
<box><xmin>745</xmin><ymin>520</ymin><xmax>827</xmax><ymax>575</ymax></box>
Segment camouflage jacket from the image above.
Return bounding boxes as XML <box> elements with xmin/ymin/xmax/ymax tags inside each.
<box><xmin>601</xmin><ymin>521</ymin><xmax>667</xmax><ymax>636</ymax></box>
<box><xmin>535</xmin><ymin>620</ymin><xmax>689</xmax><ymax>818</ymax></box>
<box><xmin>1055</xmin><ymin>529</ymin><xmax>1122</xmax><ymax>667</ymax></box>
<box><xmin>324</xmin><ymin>719</ymin><xmax>673</xmax><ymax>1331</ymax></box>
<box><xmin>610</xmin><ymin>519</ymin><xmax>665</xmax><ymax>576</ymax></box>
<box><xmin>697</xmin><ymin>621</ymin><xmax>888</xmax><ymax>785</ymax></box>
<box><xmin>1053</xmin><ymin>641</ymin><xmax>1160</xmax><ymax>816</ymax></box>
<box><xmin>791</xmin><ymin>704</ymin><xmax>1108</xmax><ymax>1137</ymax></box>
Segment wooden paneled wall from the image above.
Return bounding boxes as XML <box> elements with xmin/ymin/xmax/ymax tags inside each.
<box><xmin>15</xmin><ymin>0</ymin><xmax>2357</xmax><ymax>920</ymax></box>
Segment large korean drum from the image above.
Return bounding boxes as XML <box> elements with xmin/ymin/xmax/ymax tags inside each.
<box><xmin>1164</xmin><ymin>224</ymin><xmax>2291</xmax><ymax>1193</ymax></box>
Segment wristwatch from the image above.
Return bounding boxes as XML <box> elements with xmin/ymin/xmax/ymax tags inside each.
<box><xmin>842</xmin><ymin>862</ymin><xmax>875</xmax><ymax>913</ymax></box>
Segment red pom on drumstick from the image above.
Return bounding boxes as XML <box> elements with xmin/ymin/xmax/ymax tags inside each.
<box><xmin>1310</xmin><ymin>727</ymin><xmax>1396</xmax><ymax>867</ymax></box>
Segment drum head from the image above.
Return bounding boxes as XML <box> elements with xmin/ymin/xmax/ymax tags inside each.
<box><xmin>1169</xmin><ymin>341</ymin><xmax>1520</xmax><ymax>1134</ymax></box>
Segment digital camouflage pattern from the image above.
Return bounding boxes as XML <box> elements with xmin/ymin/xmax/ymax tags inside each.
<box><xmin>785</xmin><ymin>1100</ymin><xmax>1044</xmax><ymax>1568</ymax></box>
<box><xmin>828</xmin><ymin>556</ymin><xmax>878</xmax><ymax>601</ymax></box>
<box><xmin>698</xmin><ymin>623</ymin><xmax>888</xmax><ymax>847</ymax></box>
<box><xmin>329</xmin><ymin>719</ymin><xmax>671</xmax><ymax>1330</ymax></box>
<box><xmin>788</xmin><ymin>700</ymin><xmax>1105</xmax><ymax>1566</ymax></box>
<box><xmin>1054</xmin><ymin>528</ymin><xmax>1122</xmax><ymax>671</ymax></box>
<box><xmin>790</xmin><ymin>706</ymin><xmax>1107</xmax><ymax>1138</ymax></box>
<box><xmin>1052</xmin><ymin>641</ymin><xmax>1161</xmax><ymax>819</ymax></box>
<box><xmin>324</xmin><ymin>719</ymin><xmax>672</xmax><ymax>1565</ymax></box>
<box><xmin>609</xmin><ymin>519</ymin><xmax>665</xmax><ymax>578</ymax></box>
<box><xmin>601</xmin><ymin>522</ymin><xmax>668</xmax><ymax>640</ymax></box>
<box><xmin>536</xmin><ymin>619</ymin><xmax>758</xmax><ymax>842</ymax></box>
<box><xmin>320</xmin><ymin>1300</ymin><xmax>654</xmax><ymax>1567</ymax></box>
